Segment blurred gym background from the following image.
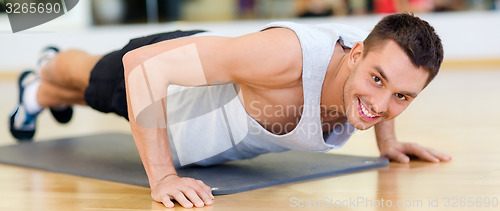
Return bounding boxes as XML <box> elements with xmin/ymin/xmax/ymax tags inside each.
<box><xmin>1</xmin><ymin>0</ymin><xmax>497</xmax><ymax>24</ymax></box>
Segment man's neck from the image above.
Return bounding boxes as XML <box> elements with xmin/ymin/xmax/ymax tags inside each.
<box><xmin>321</xmin><ymin>48</ymin><xmax>350</xmax><ymax>117</ymax></box>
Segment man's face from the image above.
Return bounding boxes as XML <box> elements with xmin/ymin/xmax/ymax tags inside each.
<box><xmin>343</xmin><ymin>40</ymin><xmax>430</xmax><ymax>130</ymax></box>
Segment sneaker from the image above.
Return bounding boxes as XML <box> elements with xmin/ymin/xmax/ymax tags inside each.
<box><xmin>9</xmin><ymin>70</ymin><xmax>40</xmax><ymax>141</ymax></box>
<box><xmin>37</xmin><ymin>46</ymin><xmax>59</xmax><ymax>70</ymax></box>
<box><xmin>39</xmin><ymin>46</ymin><xmax>74</xmax><ymax>124</ymax></box>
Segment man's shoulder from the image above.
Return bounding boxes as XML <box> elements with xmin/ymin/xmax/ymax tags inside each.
<box><xmin>224</xmin><ymin>28</ymin><xmax>303</xmax><ymax>88</ymax></box>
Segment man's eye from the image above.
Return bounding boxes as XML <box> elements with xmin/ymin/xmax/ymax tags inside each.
<box><xmin>372</xmin><ymin>75</ymin><xmax>382</xmax><ymax>85</ymax></box>
<box><xmin>396</xmin><ymin>93</ymin><xmax>407</xmax><ymax>100</ymax></box>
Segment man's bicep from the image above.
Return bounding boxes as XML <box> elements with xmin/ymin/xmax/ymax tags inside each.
<box><xmin>122</xmin><ymin>36</ymin><xmax>236</xmax><ymax>125</ymax></box>
<box><xmin>123</xmin><ymin>39</ymin><xmax>217</xmax><ymax>87</ymax></box>
<box><xmin>202</xmin><ymin>29</ymin><xmax>302</xmax><ymax>85</ymax></box>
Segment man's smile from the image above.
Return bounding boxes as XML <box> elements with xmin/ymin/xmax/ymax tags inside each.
<box><xmin>358</xmin><ymin>98</ymin><xmax>380</xmax><ymax>121</ymax></box>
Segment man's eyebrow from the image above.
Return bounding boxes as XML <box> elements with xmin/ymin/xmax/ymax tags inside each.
<box><xmin>402</xmin><ymin>91</ymin><xmax>418</xmax><ymax>98</ymax></box>
<box><xmin>374</xmin><ymin>65</ymin><xmax>418</xmax><ymax>98</ymax></box>
<box><xmin>374</xmin><ymin>66</ymin><xmax>389</xmax><ymax>83</ymax></box>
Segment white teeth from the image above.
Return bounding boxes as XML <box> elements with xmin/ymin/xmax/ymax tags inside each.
<box><xmin>360</xmin><ymin>101</ymin><xmax>376</xmax><ymax>118</ymax></box>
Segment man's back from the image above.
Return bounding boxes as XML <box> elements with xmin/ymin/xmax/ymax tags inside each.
<box><xmin>145</xmin><ymin>22</ymin><xmax>367</xmax><ymax>168</ymax></box>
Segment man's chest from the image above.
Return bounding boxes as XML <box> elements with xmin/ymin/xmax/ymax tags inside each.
<box><xmin>237</xmin><ymin>85</ymin><xmax>345</xmax><ymax>135</ymax></box>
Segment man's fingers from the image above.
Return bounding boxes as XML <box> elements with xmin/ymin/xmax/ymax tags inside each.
<box><xmin>196</xmin><ymin>180</ymin><xmax>215</xmax><ymax>200</ymax></box>
<box><xmin>173</xmin><ymin>191</ymin><xmax>194</xmax><ymax>208</ymax></box>
<box><xmin>429</xmin><ymin>148</ymin><xmax>452</xmax><ymax>162</ymax></box>
<box><xmin>384</xmin><ymin>148</ymin><xmax>409</xmax><ymax>163</ymax></box>
<box><xmin>418</xmin><ymin>149</ymin><xmax>439</xmax><ymax>162</ymax></box>
<box><xmin>383</xmin><ymin>142</ymin><xmax>452</xmax><ymax>164</ymax></box>
<box><xmin>405</xmin><ymin>144</ymin><xmax>439</xmax><ymax>162</ymax></box>
<box><xmin>181</xmin><ymin>187</ymin><xmax>206</xmax><ymax>208</ymax></box>
<box><xmin>152</xmin><ymin>176</ymin><xmax>215</xmax><ymax>208</ymax></box>
<box><xmin>395</xmin><ymin>153</ymin><xmax>410</xmax><ymax>163</ymax></box>
<box><xmin>193</xmin><ymin>188</ymin><xmax>213</xmax><ymax>206</ymax></box>
<box><xmin>190</xmin><ymin>181</ymin><xmax>213</xmax><ymax>205</ymax></box>
<box><xmin>161</xmin><ymin>197</ymin><xmax>175</xmax><ymax>208</ymax></box>
<box><xmin>183</xmin><ymin>178</ymin><xmax>213</xmax><ymax>206</ymax></box>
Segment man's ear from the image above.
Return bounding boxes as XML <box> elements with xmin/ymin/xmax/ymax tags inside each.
<box><xmin>348</xmin><ymin>41</ymin><xmax>364</xmax><ymax>70</ymax></box>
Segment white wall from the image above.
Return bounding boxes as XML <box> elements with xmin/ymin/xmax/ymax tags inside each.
<box><xmin>1</xmin><ymin>10</ymin><xmax>499</xmax><ymax>73</ymax></box>
<box><xmin>181</xmin><ymin>0</ymin><xmax>237</xmax><ymax>21</ymax></box>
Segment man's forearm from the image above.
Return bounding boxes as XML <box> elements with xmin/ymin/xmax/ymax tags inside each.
<box><xmin>375</xmin><ymin>119</ymin><xmax>397</xmax><ymax>148</ymax></box>
<box><xmin>130</xmin><ymin>123</ymin><xmax>177</xmax><ymax>186</ymax></box>
<box><xmin>123</xmin><ymin>47</ymin><xmax>179</xmax><ymax>187</ymax></box>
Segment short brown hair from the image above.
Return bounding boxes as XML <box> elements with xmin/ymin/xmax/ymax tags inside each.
<box><xmin>363</xmin><ymin>13</ymin><xmax>444</xmax><ymax>85</ymax></box>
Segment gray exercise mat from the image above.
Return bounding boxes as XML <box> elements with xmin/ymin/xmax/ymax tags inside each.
<box><xmin>0</xmin><ymin>133</ymin><xmax>389</xmax><ymax>195</ymax></box>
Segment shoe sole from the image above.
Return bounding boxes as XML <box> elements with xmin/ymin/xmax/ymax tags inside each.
<box><xmin>9</xmin><ymin>70</ymin><xmax>36</xmax><ymax>141</ymax></box>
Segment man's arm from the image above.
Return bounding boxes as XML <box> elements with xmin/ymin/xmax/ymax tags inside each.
<box><xmin>375</xmin><ymin>119</ymin><xmax>452</xmax><ymax>163</ymax></box>
<box><xmin>123</xmin><ymin>28</ymin><xmax>302</xmax><ymax>208</ymax></box>
<box><xmin>123</xmin><ymin>38</ymin><xmax>222</xmax><ymax>208</ymax></box>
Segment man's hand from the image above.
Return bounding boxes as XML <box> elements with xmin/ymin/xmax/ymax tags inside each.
<box><xmin>374</xmin><ymin>119</ymin><xmax>452</xmax><ymax>163</ymax></box>
<box><xmin>151</xmin><ymin>174</ymin><xmax>215</xmax><ymax>208</ymax></box>
<box><xmin>378</xmin><ymin>139</ymin><xmax>452</xmax><ymax>163</ymax></box>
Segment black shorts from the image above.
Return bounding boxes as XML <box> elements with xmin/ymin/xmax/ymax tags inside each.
<box><xmin>84</xmin><ymin>30</ymin><xmax>205</xmax><ymax>120</ymax></box>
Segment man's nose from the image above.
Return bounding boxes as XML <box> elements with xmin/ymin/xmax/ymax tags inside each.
<box><xmin>371</xmin><ymin>92</ymin><xmax>391</xmax><ymax>115</ymax></box>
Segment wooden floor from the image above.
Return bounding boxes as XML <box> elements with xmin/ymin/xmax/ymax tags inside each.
<box><xmin>0</xmin><ymin>68</ymin><xmax>499</xmax><ymax>210</ymax></box>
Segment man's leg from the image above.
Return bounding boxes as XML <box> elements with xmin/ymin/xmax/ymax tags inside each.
<box><xmin>38</xmin><ymin>49</ymin><xmax>102</xmax><ymax>106</ymax></box>
<box><xmin>37</xmin><ymin>80</ymin><xmax>87</xmax><ymax>107</ymax></box>
<box><xmin>9</xmin><ymin>48</ymin><xmax>102</xmax><ymax>141</ymax></box>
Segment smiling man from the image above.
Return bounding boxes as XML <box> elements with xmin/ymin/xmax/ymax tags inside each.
<box><xmin>10</xmin><ymin>13</ymin><xmax>451</xmax><ymax>208</ymax></box>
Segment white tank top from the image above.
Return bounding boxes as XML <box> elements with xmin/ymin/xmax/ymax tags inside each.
<box><xmin>166</xmin><ymin>22</ymin><xmax>369</xmax><ymax>168</ymax></box>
